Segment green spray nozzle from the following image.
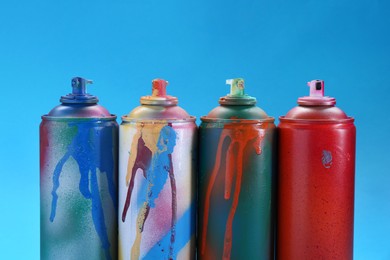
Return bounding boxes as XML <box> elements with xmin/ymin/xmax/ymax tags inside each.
<box><xmin>219</xmin><ymin>78</ymin><xmax>256</xmax><ymax>106</ymax></box>
<box><xmin>226</xmin><ymin>78</ymin><xmax>245</xmax><ymax>97</ymax></box>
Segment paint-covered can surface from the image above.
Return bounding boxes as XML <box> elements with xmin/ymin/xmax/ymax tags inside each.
<box><xmin>198</xmin><ymin>79</ymin><xmax>276</xmax><ymax>260</ymax></box>
<box><xmin>277</xmin><ymin>80</ymin><xmax>356</xmax><ymax>260</ymax></box>
<box><xmin>118</xmin><ymin>79</ymin><xmax>197</xmax><ymax>260</ymax></box>
<box><xmin>40</xmin><ymin>78</ymin><xmax>118</xmax><ymax>260</ymax></box>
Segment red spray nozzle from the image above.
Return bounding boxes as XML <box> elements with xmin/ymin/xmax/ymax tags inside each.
<box><xmin>140</xmin><ymin>78</ymin><xmax>178</xmax><ymax>106</ymax></box>
<box><xmin>152</xmin><ymin>79</ymin><xmax>168</xmax><ymax>97</ymax></box>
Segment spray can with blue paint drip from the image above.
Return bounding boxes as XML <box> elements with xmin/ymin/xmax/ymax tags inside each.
<box><xmin>118</xmin><ymin>79</ymin><xmax>197</xmax><ymax>260</ymax></box>
<box><xmin>40</xmin><ymin>77</ymin><xmax>118</xmax><ymax>260</ymax></box>
<box><xmin>198</xmin><ymin>78</ymin><xmax>276</xmax><ymax>260</ymax></box>
<box><xmin>277</xmin><ymin>80</ymin><xmax>356</xmax><ymax>259</ymax></box>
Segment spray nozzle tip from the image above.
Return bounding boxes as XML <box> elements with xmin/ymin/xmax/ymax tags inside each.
<box><xmin>226</xmin><ymin>78</ymin><xmax>245</xmax><ymax>97</ymax></box>
<box><xmin>152</xmin><ymin>78</ymin><xmax>168</xmax><ymax>97</ymax></box>
<box><xmin>308</xmin><ymin>79</ymin><xmax>324</xmax><ymax>97</ymax></box>
<box><xmin>71</xmin><ymin>77</ymin><xmax>93</xmax><ymax>95</ymax></box>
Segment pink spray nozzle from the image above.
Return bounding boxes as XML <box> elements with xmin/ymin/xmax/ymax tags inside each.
<box><xmin>152</xmin><ymin>79</ymin><xmax>168</xmax><ymax>97</ymax></box>
<box><xmin>308</xmin><ymin>80</ymin><xmax>325</xmax><ymax>97</ymax></box>
<box><xmin>298</xmin><ymin>79</ymin><xmax>335</xmax><ymax>106</ymax></box>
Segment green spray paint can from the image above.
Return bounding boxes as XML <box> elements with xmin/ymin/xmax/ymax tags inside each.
<box><xmin>198</xmin><ymin>78</ymin><xmax>276</xmax><ymax>260</ymax></box>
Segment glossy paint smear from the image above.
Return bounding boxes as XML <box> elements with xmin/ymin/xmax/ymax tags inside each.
<box><xmin>122</xmin><ymin>123</ymin><xmax>177</xmax><ymax>260</ymax></box>
<box><xmin>50</xmin><ymin>121</ymin><xmax>117</xmax><ymax>260</ymax></box>
<box><xmin>201</xmin><ymin>123</ymin><xmax>265</xmax><ymax>260</ymax></box>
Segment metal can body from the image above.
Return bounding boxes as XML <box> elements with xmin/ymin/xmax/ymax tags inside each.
<box><xmin>40</xmin><ymin>78</ymin><xmax>118</xmax><ymax>260</ymax></box>
<box><xmin>118</xmin><ymin>79</ymin><xmax>196</xmax><ymax>260</ymax></box>
<box><xmin>198</xmin><ymin>119</ymin><xmax>275</xmax><ymax>259</ymax></box>
<box><xmin>277</xmin><ymin>119</ymin><xmax>355</xmax><ymax>259</ymax></box>
<box><xmin>277</xmin><ymin>80</ymin><xmax>356</xmax><ymax>260</ymax></box>
<box><xmin>119</xmin><ymin>120</ymin><xmax>196</xmax><ymax>259</ymax></box>
<box><xmin>40</xmin><ymin>118</ymin><xmax>118</xmax><ymax>259</ymax></box>
<box><xmin>198</xmin><ymin>78</ymin><xmax>275</xmax><ymax>260</ymax></box>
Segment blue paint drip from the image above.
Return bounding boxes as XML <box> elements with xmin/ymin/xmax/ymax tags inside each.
<box><xmin>143</xmin><ymin>201</ymin><xmax>195</xmax><ymax>259</ymax></box>
<box><xmin>90</xmin><ymin>167</ymin><xmax>110</xmax><ymax>259</ymax></box>
<box><xmin>140</xmin><ymin>125</ymin><xmax>179</xmax><ymax>259</ymax></box>
<box><xmin>49</xmin><ymin>121</ymin><xmax>117</xmax><ymax>260</ymax></box>
<box><xmin>50</xmin><ymin>153</ymin><xmax>70</xmax><ymax>222</ymax></box>
<box><xmin>126</xmin><ymin>125</ymin><xmax>178</xmax><ymax>259</ymax></box>
<box><xmin>145</xmin><ymin>126</ymin><xmax>177</xmax><ymax>208</ymax></box>
<box><xmin>322</xmin><ymin>150</ymin><xmax>332</xmax><ymax>169</ymax></box>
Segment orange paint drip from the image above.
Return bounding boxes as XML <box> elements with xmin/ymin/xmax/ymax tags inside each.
<box><xmin>223</xmin><ymin>145</ymin><xmax>244</xmax><ymax>260</ymax></box>
<box><xmin>224</xmin><ymin>144</ymin><xmax>236</xmax><ymax>200</ymax></box>
<box><xmin>201</xmin><ymin>122</ymin><xmax>266</xmax><ymax>259</ymax></box>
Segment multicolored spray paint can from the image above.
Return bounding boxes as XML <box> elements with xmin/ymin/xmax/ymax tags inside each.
<box><xmin>198</xmin><ymin>78</ymin><xmax>276</xmax><ymax>260</ymax></box>
<box><xmin>277</xmin><ymin>80</ymin><xmax>356</xmax><ymax>260</ymax></box>
<box><xmin>118</xmin><ymin>79</ymin><xmax>196</xmax><ymax>260</ymax></box>
<box><xmin>40</xmin><ymin>77</ymin><xmax>118</xmax><ymax>259</ymax></box>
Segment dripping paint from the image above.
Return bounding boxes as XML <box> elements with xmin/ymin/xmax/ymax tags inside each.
<box><xmin>49</xmin><ymin>120</ymin><xmax>117</xmax><ymax>260</ymax></box>
<box><xmin>201</xmin><ymin>123</ymin><xmax>265</xmax><ymax>260</ymax></box>
<box><xmin>122</xmin><ymin>123</ymin><xmax>178</xmax><ymax>260</ymax></box>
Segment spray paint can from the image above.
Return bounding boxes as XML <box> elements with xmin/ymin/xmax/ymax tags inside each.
<box><xmin>277</xmin><ymin>80</ymin><xmax>356</xmax><ymax>259</ymax></box>
<box><xmin>118</xmin><ymin>79</ymin><xmax>196</xmax><ymax>260</ymax></box>
<box><xmin>198</xmin><ymin>78</ymin><xmax>276</xmax><ymax>260</ymax></box>
<box><xmin>40</xmin><ymin>77</ymin><xmax>118</xmax><ymax>259</ymax></box>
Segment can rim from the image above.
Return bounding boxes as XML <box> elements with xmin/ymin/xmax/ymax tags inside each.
<box><xmin>121</xmin><ymin>115</ymin><xmax>197</xmax><ymax>124</ymax></box>
<box><xmin>41</xmin><ymin>114</ymin><xmax>117</xmax><ymax>121</ymax></box>
<box><xmin>279</xmin><ymin>116</ymin><xmax>355</xmax><ymax>124</ymax></box>
<box><xmin>200</xmin><ymin>116</ymin><xmax>275</xmax><ymax>123</ymax></box>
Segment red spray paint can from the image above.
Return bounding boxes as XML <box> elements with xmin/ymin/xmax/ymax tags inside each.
<box><xmin>277</xmin><ymin>80</ymin><xmax>356</xmax><ymax>260</ymax></box>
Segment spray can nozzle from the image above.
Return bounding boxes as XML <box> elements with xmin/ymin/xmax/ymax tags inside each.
<box><xmin>71</xmin><ymin>77</ymin><xmax>93</xmax><ymax>95</ymax></box>
<box><xmin>219</xmin><ymin>78</ymin><xmax>256</xmax><ymax>105</ymax></box>
<box><xmin>140</xmin><ymin>78</ymin><xmax>178</xmax><ymax>106</ymax></box>
<box><xmin>308</xmin><ymin>80</ymin><xmax>324</xmax><ymax>97</ymax></box>
<box><xmin>152</xmin><ymin>79</ymin><xmax>168</xmax><ymax>97</ymax></box>
<box><xmin>61</xmin><ymin>77</ymin><xmax>98</xmax><ymax>103</ymax></box>
<box><xmin>226</xmin><ymin>78</ymin><xmax>245</xmax><ymax>97</ymax></box>
<box><xmin>298</xmin><ymin>79</ymin><xmax>335</xmax><ymax>106</ymax></box>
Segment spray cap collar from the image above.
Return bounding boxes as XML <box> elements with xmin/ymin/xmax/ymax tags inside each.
<box><xmin>219</xmin><ymin>78</ymin><xmax>257</xmax><ymax>105</ymax></box>
<box><xmin>298</xmin><ymin>79</ymin><xmax>336</xmax><ymax>106</ymax></box>
<box><xmin>60</xmin><ymin>77</ymin><xmax>98</xmax><ymax>104</ymax></box>
<box><xmin>140</xmin><ymin>79</ymin><xmax>178</xmax><ymax>106</ymax></box>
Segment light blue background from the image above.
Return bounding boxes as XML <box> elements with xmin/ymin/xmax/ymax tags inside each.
<box><xmin>0</xmin><ymin>0</ymin><xmax>389</xmax><ymax>259</ymax></box>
